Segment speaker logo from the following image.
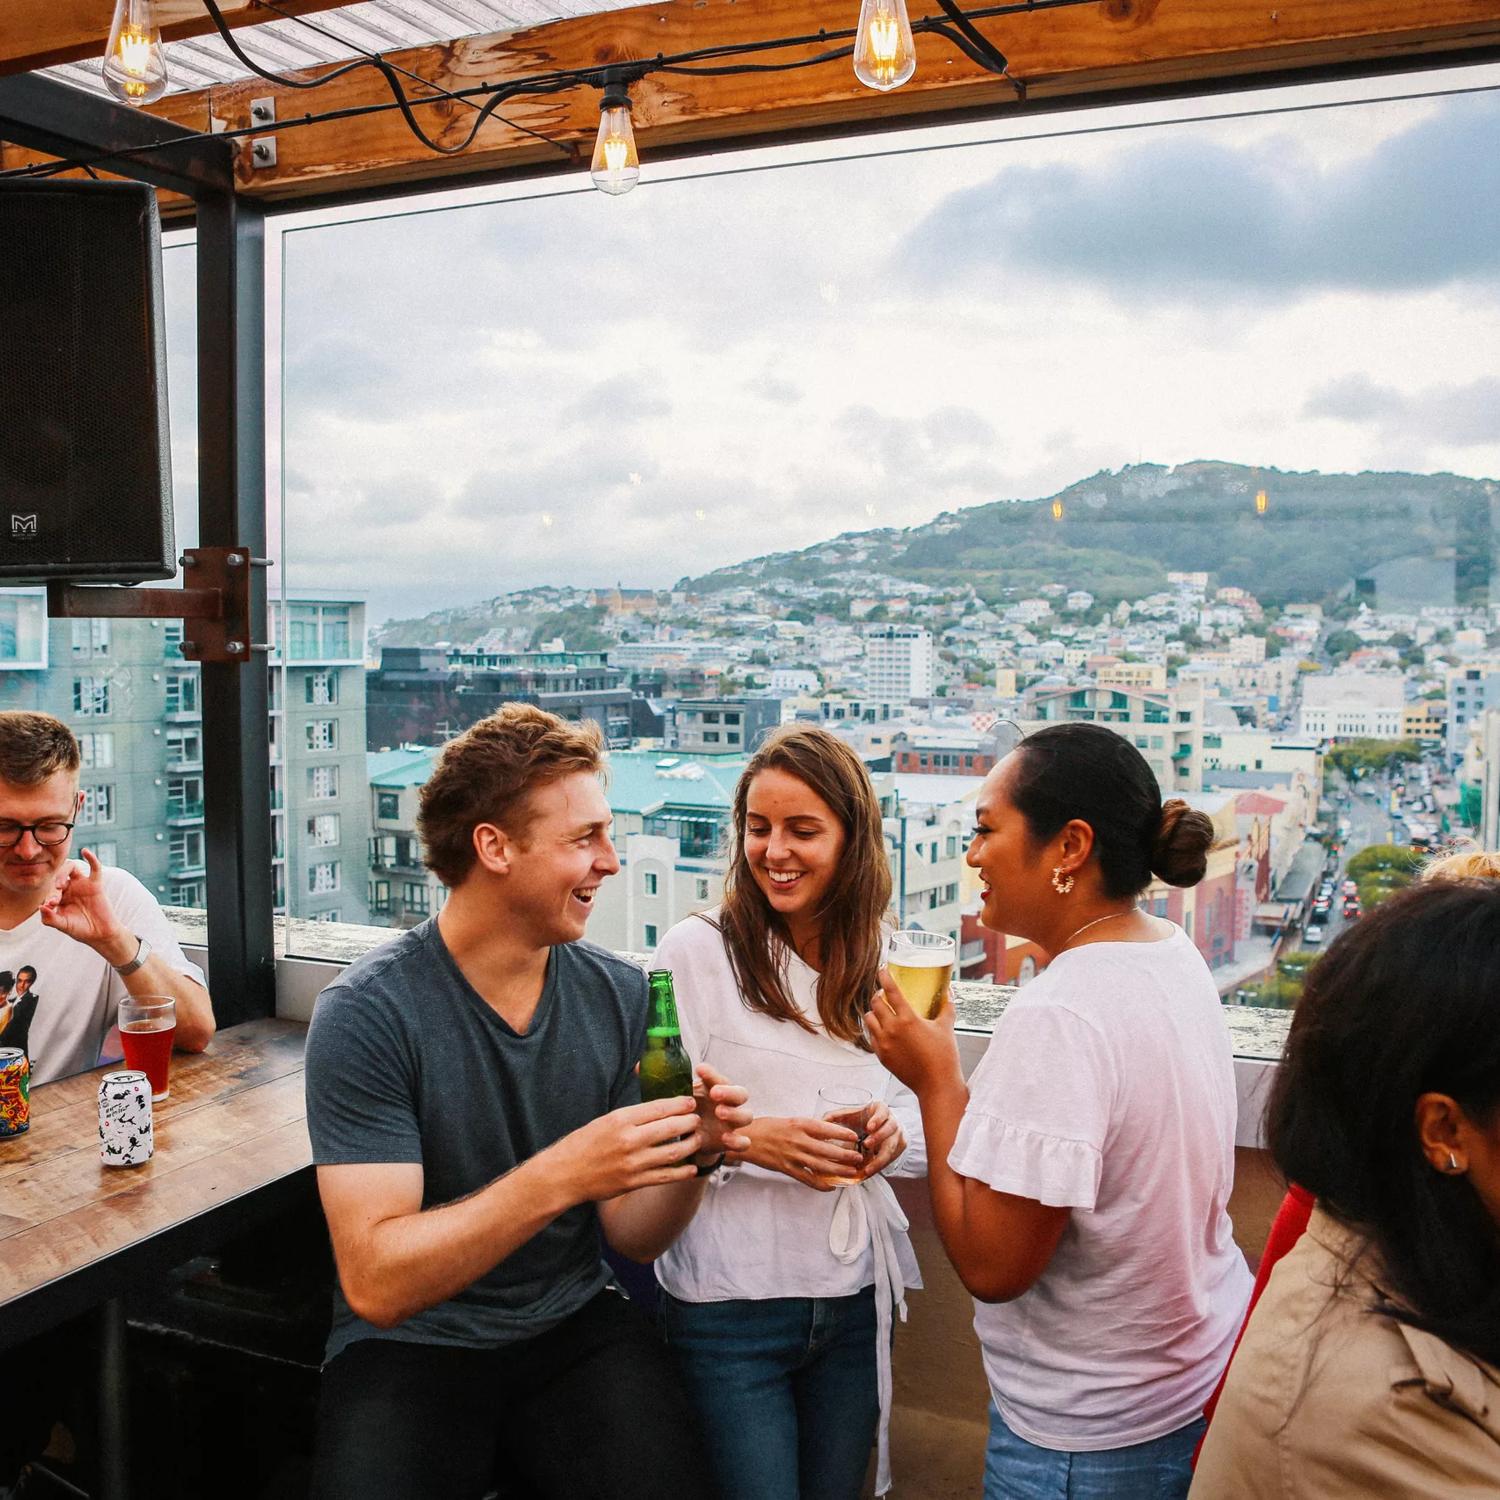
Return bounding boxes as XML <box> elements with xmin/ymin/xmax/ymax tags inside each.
<box><xmin>10</xmin><ymin>515</ymin><xmax>38</xmax><ymax>541</ymax></box>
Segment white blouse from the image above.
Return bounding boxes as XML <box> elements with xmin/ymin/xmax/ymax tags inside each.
<box><xmin>653</xmin><ymin>909</ymin><xmax>926</xmax><ymax>1304</ymax></box>
<box><xmin>950</xmin><ymin>926</ymin><xmax>1251</xmax><ymax>1452</ymax></box>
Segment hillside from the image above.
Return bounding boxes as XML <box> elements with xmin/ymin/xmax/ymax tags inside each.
<box><xmin>679</xmin><ymin>461</ymin><xmax>1496</xmax><ymax>609</ymax></box>
<box><xmin>372</xmin><ymin>460</ymin><xmax>1496</xmax><ymax>648</ymax></box>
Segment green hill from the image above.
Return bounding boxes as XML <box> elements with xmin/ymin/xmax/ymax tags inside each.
<box><xmin>680</xmin><ymin>461</ymin><xmax>1497</xmax><ymax>609</ymax></box>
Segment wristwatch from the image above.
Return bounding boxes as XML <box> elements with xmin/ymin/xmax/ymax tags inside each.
<box><xmin>112</xmin><ymin>935</ymin><xmax>151</xmax><ymax>977</ymax></box>
<box><xmin>695</xmin><ymin>1152</ymin><xmax>726</xmax><ymax>1177</ymax></box>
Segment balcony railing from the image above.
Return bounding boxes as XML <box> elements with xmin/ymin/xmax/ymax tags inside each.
<box><xmin>165</xmin><ymin>755</ymin><xmax>204</xmax><ymax>774</ymax></box>
<box><xmin>168</xmin><ymin>858</ymin><xmax>206</xmax><ymax>880</ymax></box>
<box><xmin>166</xmin><ymin>800</ymin><xmax>205</xmax><ymax>825</ymax></box>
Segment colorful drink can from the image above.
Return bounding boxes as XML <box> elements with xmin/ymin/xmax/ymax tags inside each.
<box><xmin>0</xmin><ymin>1047</ymin><xmax>28</xmax><ymax>1138</ymax></box>
<box><xmin>99</xmin><ymin>1070</ymin><xmax>153</xmax><ymax>1167</ymax></box>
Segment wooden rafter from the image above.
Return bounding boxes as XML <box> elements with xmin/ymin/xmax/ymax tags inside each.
<box><xmin>1</xmin><ymin>0</ymin><xmax>353</xmax><ymax>76</ymax></box>
<box><xmin>6</xmin><ymin>0</ymin><xmax>1500</xmax><ymax>210</ymax></box>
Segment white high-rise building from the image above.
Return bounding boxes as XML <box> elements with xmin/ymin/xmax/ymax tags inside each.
<box><xmin>864</xmin><ymin>625</ymin><xmax>935</xmax><ymax>702</ymax></box>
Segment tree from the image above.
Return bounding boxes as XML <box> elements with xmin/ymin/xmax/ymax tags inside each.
<box><xmin>1326</xmin><ymin>739</ymin><xmax>1421</xmax><ymax>779</ymax></box>
<box><xmin>1346</xmin><ymin>844</ymin><xmax>1423</xmax><ymax>910</ymax></box>
<box><xmin>1325</xmin><ymin>629</ymin><xmax>1362</xmax><ymax>661</ymax></box>
<box><xmin>1244</xmin><ymin>951</ymin><xmax>1321</xmax><ymax>1009</ymax></box>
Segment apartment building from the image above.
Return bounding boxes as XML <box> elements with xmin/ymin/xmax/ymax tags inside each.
<box><xmin>1023</xmin><ymin>678</ymin><xmax>1205</xmax><ymax>792</ymax></box>
<box><xmin>1446</xmin><ymin>664</ymin><xmax>1500</xmax><ymax>765</ymax></box>
<box><xmin>1480</xmin><ymin>708</ymin><xmax>1500</xmax><ymax>852</ymax></box>
<box><xmin>673</xmin><ymin>697</ymin><xmax>779</xmax><ymax>754</ymax></box>
<box><xmin>368</xmin><ymin>646</ymin><xmax>637</xmax><ymax>751</ymax></box>
<box><xmin>269</xmin><ymin>597</ymin><xmax>373</xmax><ymax>925</ymax></box>
<box><xmin>864</xmin><ymin>625</ymin><xmax>935</xmax><ymax>701</ymax></box>
<box><xmin>0</xmin><ymin>588</ymin><xmax>370</xmax><ymax>924</ymax></box>
<box><xmin>0</xmin><ymin>592</ymin><xmax>175</xmax><ymax>897</ymax></box>
<box><xmin>366</xmin><ymin>745</ymin><xmax>445</xmax><ymax>928</ymax></box>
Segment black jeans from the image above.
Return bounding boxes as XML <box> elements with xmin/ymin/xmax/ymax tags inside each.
<box><xmin>308</xmin><ymin>1288</ymin><xmax>716</xmax><ymax>1500</ymax></box>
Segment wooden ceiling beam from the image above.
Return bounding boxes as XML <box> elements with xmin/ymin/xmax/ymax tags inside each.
<box><xmin>2</xmin><ymin>0</ymin><xmax>354</xmax><ymax>77</ymax></box>
<box><xmin>6</xmin><ymin>0</ymin><xmax>1500</xmax><ymax>210</ymax></box>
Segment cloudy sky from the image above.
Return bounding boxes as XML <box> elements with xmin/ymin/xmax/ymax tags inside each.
<box><xmin>161</xmin><ymin>65</ymin><xmax>1500</xmax><ymax>626</ymax></box>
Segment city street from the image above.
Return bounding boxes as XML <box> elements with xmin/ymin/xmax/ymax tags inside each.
<box><xmin>1306</xmin><ymin>773</ymin><xmax>1401</xmax><ymax>948</ymax></box>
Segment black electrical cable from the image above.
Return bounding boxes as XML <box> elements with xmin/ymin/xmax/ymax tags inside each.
<box><xmin>252</xmin><ymin>0</ymin><xmax>574</xmax><ymax>158</ymax></box>
<box><xmin>200</xmin><ymin>0</ymin><xmax>554</xmax><ymax>156</ymax></box>
<box><xmin>931</xmin><ymin>0</ymin><xmax>1010</xmax><ymax>75</ymax></box>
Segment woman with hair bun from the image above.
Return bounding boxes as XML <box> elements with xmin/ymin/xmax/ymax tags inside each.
<box><xmin>868</xmin><ymin>722</ymin><xmax>1252</xmax><ymax>1500</ymax></box>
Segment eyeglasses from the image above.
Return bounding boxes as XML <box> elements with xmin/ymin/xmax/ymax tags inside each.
<box><xmin>0</xmin><ymin>821</ymin><xmax>75</xmax><ymax>849</ymax></box>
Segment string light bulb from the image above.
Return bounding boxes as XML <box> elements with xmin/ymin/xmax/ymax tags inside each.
<box><xmin>853</xmin><ymin>0</ymin><xmax>917</xmax><ymax>92</ymax></box>
<box><xmin>1051</xmin><ymin>499</ymin><xmax>1065</xmax><ymax>522</ymax></box>
<box><xmin>103</xmin><ymin>0</ymin><xmax>169</xmax><ymax>106</ymax></box>
<box><xmin>1255</xmin><ymin>488</ymin><xmax>1269</xmax><ymax>516</ymax></box>
<box><xmin>590</xmin><ymin>76</ymin><xmax>640</xmax><ymax>196</ymax></box>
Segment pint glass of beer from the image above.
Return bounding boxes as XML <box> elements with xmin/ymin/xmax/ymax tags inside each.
<box><xmin>119</xmin><ymin>996</ymin><xmax>176</xmax><ymax>1102</ymax></box>
<box><xmin>886</xmin><ymin>930</ymin><xmax>955</xmax><ymax>1019</ymax></box>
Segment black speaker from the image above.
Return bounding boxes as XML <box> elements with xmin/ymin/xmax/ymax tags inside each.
<box><xmin>0</xmin><ymin>178</ymin><xmax>175</xmax><ymax>584</ymax></box>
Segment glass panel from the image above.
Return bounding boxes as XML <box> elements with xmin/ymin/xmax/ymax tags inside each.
<box><xmin>270</xmin><ymin>79</ymin><xmax>1499</xmax><ymax>1006</ymax></box>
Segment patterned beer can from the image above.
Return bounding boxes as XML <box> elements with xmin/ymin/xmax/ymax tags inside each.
<box><xmin>99</xmin><ymin>1070</ymin><xmax>153</xmax><ymax>1167</ymax></box>
<box><xmin>0</xmin><ymin>1047</ymin><xmax>28</xmax><ymax>1137</ymax></box>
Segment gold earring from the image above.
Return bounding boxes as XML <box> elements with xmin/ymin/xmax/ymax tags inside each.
<box><xmin>1051</xmin><ymin>867</ymin><xmax>1074</xmax><ymax>896</ymax></box>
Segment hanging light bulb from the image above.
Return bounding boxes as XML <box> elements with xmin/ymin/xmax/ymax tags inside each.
<box><xmin>853</xmin><ymin>0</ymin><xmax>917</xmax><ymax>92</ymax></box>
<box><xmin>1255</xmin><ymin>488</ymin><xmax>1269</xmax><ymax>516</ymax></box>
<box><xmin>590</xmin><ymin>77</ymin><xmax>640</xmax><ymax>197</ymax></box>
<box><xmin>103</xmin><ymin>0</ymin><xmax>169</xmax><ymax>106</ymax></box>
<box><xmin>1051</xmin><ymin>499</ymin><xmax>1065</xmax><ymax>522</ymax></box>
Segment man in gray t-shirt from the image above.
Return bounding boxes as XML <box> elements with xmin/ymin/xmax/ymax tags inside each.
<box><xmin>305</xmin><ymin>706</ymin><xmax>749</xmax><ymax>1500</ymax></box>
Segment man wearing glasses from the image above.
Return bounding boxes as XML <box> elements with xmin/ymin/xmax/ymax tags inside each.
<box><xmin>0</xmin><ymin>710</ymin><xmax>212</xmax><ymax>1085</ymax></box>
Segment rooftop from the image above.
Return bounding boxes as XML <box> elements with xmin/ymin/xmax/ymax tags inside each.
<box><xmin>604</xmin><ymin>751</ymin><xmax>749</xmax><ymax>816</ymax></box>
<box><xmin>367</xmin><ymin>745</ymin><xmax>442</xmax><ymax>787</ymax></box>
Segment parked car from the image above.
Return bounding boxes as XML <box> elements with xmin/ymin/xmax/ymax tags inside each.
<box><xmin>1303</xmin><ymin>925</ymin><xmax>1325</xmax><ymax>946</ymax></box>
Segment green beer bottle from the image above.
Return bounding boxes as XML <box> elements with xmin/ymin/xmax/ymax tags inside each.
<box><xmin>640</xmin><ymin>969</ymin><xmax>695</xmax><ymax>1101</ymax></box>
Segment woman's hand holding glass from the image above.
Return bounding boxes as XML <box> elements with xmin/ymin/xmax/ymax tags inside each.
<box><xmin>865</xmin><ymin>966</ymin><xmax>963</xmax><ymax>1095</ymax></box>
<box><xmin>857</xmin><ymin>1099</ymin><xmax>906</xmax><ymax>1178</ymax></box>
<box><xmin>733</xmin><ymin>1115</ymin><xmax>867</xmax><ymax>1190</ymax></box>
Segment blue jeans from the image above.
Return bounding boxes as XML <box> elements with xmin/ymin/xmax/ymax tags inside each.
<box><xmin>984</xmin><ymin>1403</ymin><xmax>1206</xmax><ymax>1500</ymax></box>
<box><xmin>660</xmin><ymin>1288</ymin><xmax>879</xmax><ymax>1500</ymax></box>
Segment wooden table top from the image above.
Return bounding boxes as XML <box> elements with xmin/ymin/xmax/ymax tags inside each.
<box><xmin>0</xmin><ymin>1018</ymin><xmax>310</xmax><ymax>1333</ymax></box>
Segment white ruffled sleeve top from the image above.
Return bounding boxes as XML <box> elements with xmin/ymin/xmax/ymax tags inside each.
<box><xmin>950</xmin><ymin>926</ymin><xmax>1252</xmax><ymax>1453</ymax></box>
<box><xmin>652</xmin><ymin>909</ymin><xmax>925</xmax><ymax>1303</ymax></box>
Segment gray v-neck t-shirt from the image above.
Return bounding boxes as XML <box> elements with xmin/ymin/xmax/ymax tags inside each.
<box><xmin>305</xmin><ymin>918</ymin><xmax>648</xmax><ymax>1362</ymax></box>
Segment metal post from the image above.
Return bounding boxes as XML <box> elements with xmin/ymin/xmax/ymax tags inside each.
<box><xmin>195</xmin><ymin>187</ymin><xmax>275</xmax><ymax>1025</ymax></box>
<box><xmin>96</xmin><ymin>1298</ymin><xmax>128</xmax><ymax>1500</ymax></box>
<box><xmin>897</xmin><ymin>806</ymin><xmax>908</xmax><ymax>928</ymax></box>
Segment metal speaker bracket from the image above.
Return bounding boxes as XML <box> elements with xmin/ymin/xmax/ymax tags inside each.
<box><xmin>45</xmin><ymin>546</ymin><xmax>271</xmax><ymax>664</ymax></box>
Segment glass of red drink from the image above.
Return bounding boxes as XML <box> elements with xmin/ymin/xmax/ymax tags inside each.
<box><xmin>118</xmin><ymin>996</ymin><xmax>176</xmax><ymax>1102</ymax></box>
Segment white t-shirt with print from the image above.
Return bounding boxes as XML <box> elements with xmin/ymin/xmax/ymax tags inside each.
<box><xmin>0</xmin><ymin>865</ymin><xmax>206</xmax><ymax>1086</ymax></box>
<box><xmin>950</xmin><ymin>926</ymin><xmax>1252</xmax><ymax>1452</ymax></box>
<box><xmin>652</xmin><ymin>910</ymin><xmax>926</xmax><ymax>1302</ymax></box>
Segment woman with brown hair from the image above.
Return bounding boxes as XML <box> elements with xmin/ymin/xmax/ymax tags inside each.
<box><xmin>868</xmin><ymin>722</ymin><xmax>1251</xmax><ymax>1500</ymax></box>
<box><xmin>652</xmin><ymin>725</ymin><xmax>925</xmax><ymax>1500</ymax></box>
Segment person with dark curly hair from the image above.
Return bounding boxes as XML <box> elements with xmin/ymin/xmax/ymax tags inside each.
<box><xmin>1191</xmin><ymin>879</ymin><xmax>1500</xmax><ymax>1497</ymax></box>
<box><xmin>869</xmin><ymin>722</ymin><xmax>1252</xmax><ymax>1500</ymax></box>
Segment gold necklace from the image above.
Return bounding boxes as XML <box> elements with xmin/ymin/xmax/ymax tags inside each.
<box><xmin>1059</xmin><ymin>908</ymin><xmax>1138</xmax><ymax>952</ymax></box>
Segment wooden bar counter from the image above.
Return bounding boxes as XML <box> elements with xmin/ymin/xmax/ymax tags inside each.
<box><xmin>0</xmin><ymin>1018</ymin><xmax>312</xmax><ymax>1351</ymax></box>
